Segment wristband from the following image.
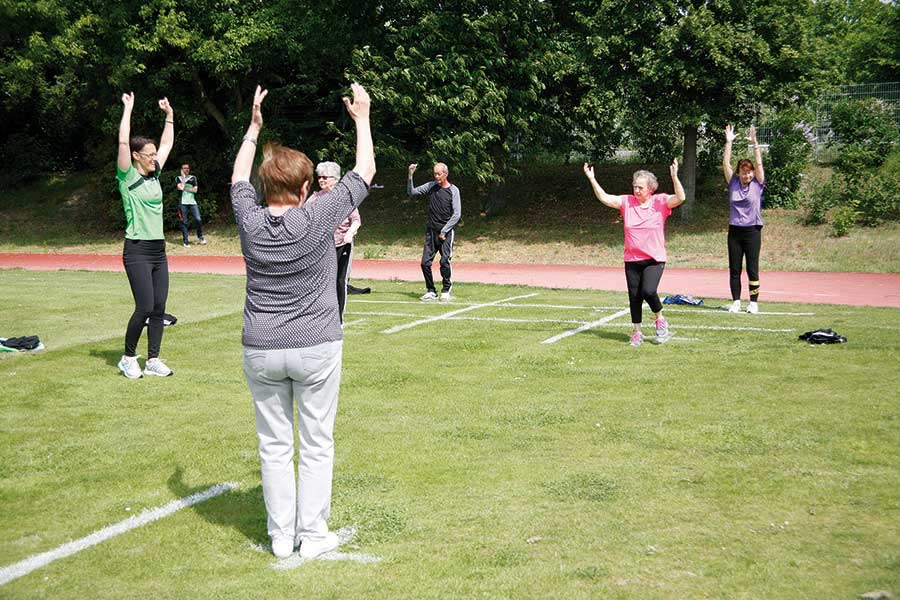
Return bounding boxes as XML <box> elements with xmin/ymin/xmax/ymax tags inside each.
<box><xmin>243</xmin><ymin>136</ymin><xmax>257</xmax><ymax>145</ymax></box>
<box><xmin>165</xmin><ymin>120</ymin><xmax>174</xmax><ymax>124</ymax></box>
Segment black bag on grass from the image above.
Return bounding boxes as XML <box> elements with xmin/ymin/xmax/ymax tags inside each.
<box><xmin>799</xmin><ymin>328</ymin><xmax>847</xmax><ymax>344</ymax></box>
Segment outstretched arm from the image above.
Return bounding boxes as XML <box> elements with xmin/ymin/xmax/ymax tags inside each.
<box><xmin>722</xmin><ymin>125</ymin><xmax>736</xmax><ymax>183</ymax></box>
<box><xmin>749</xmin><ymin>126</ymin><xmax>765</xmax><ymax>183</ymax></box>
<box><xmin>583</xmin><ymin>163</ymin><xmax>622</xmax><ymax>209</ymax></box>
<box><xmin>117</xmin><ymin>92</ymin><xmax>135</xmax><ymax>172</ymax></box>
<box><xmin>667</xmin><ymin>159</ymin><xmax>686</xmax><ymax>209</ymax></box>
<box><xmin>232</xmin><ymin>85</ymin><xmax>267</xmax><ymax>184</ymax></box>
<box><xmin>344</xmin><ymin>83</ymin><xmax>375</xmax><ymax>185</ymax></box>
<box><xmin>157</xmin><ymin>98</ymin><xmax>174</xmax><ymax>169</ymax></box>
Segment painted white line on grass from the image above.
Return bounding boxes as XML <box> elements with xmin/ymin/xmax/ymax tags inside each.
<box><xmin>0</xmin><ymin>482</ymin><xmax>239</xmax><ymax>587</ymax></box>
<box><xmin>600</xmin><ymin>323</ymin><xmax>795</xmax><ymax>333</ymax></box>
<box><xmin>341</xmin><ymin>318</ymin><xmax>368</xmax><ymax>328</ymax></box>
<box><xmin>665</xmin><ymin>308</ymin><xmax>815</xmax><ymax>316</ymax></box>
<box><xmin>382</xmin><ymin>293</ymin><xmax>539</xmax><ymax>334</ymax></box>
<box><xmin>541</xmin><ymin>309</ymin><xmax>630</xmax><ymax>345</ymax></box>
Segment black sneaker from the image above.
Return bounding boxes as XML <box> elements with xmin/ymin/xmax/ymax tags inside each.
<box><xmin>347</xmin><ymin>284</ymin><xmax>371</xmax><ymax>295</ymax></box>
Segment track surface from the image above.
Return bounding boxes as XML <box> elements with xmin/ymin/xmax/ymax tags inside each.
<box><xmin>2</xmin><ymin>253</ymin><xmax>899</xmax><ymax>308</ymax></box>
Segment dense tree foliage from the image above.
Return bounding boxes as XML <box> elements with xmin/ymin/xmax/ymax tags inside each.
<box><xmin>1</xmin><ymin>0</ymin><xmax>896</xmax><ymax>220</ymax></box>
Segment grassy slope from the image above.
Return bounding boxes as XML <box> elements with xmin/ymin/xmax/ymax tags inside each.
<box><xmin>2</xmin><ymin>167</ymin><xmax>899</xmax><ymax>273</ymax></box>
<box><xmin>1</xmin><ymin>270</ymin><xmax>898</xmax><ymax>599</ymax></box>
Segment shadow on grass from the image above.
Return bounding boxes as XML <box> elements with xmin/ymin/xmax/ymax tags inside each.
<box><xmin>167</xmin><ymin>466</ymin><xmax>267</xmax><ymax>546</ymax></box>
<box><xmin>89</xmin><ymin>347</ymin><xmax>123</xmax><ymax>368</ymax></box>
<box><xmin>585</xmin><ymin>329</ymin><xmax>631</xmax><ymax>344</ymax></box>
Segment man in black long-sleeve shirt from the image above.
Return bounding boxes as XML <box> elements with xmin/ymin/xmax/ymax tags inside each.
<box><xmin>407</xmin><ymin>162</ymin><xmax>462</xmax><ymax>301</ymax></box>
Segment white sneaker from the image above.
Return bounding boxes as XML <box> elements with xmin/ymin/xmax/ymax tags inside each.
<box><xmin>143</xmin><ymin>358</ymin><xmax>173</xmax><ymax>377</ymax></box>
<box><xmin>299</xmin><ymin>532</ymin><xmax>340</xmax><ymax>559</ymax></box>
<box><xmin>271</xmin><ymin>535</ymin><xmax>294</xmax><ymax>559</ymax></box>
<box><xmin>727</xmin><ymin>300</ymin><xmax>741</xmax><ymax>313</ymax></box>
<box><xmin>118</xmin><ymin>355</ymin><xmax>143</xmax><ymax>379</ymax></box>
<box><xmin>747</xmin><ymin>302</ymin><xmax>759</xmax><ymax>314</ymax></box>
<box><xmin>420</xmin><ymin>291</ymin><xmax>438</xmax><ymax>301</ymax></box>
<box><xmin>440</xmin><ymin>291</ymin><xmax>452</xmax><ymax>302</ymax></box>
<box><xmin>199</xmin><ymin>237</ymin><xmax>207</xmax><ymax>245</ymax></box>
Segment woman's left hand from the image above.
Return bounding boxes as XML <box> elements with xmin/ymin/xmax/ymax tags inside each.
<box><xmin>670</xmin><ymin>158</ymin><xmax>679</xmax><ymax>179</ymax></box>
<box><xmin>748</xmin><ymin>125</ymin><xmax>758</xmax><ymax>146</ymax></box>
<box><xmin>159</xmin><ymin>97</ymin><xmax>173</xmax><ymax>117</ymax></box>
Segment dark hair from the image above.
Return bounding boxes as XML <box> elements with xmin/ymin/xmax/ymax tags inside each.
<box><xmin>737</xmin><ymin>159</ymin><xmax>754</xmax><ymax>173</ymax></box>
<box><xmin>130</xmin><ymin>136</ymin><xmax>156</xmax><ymax>154</ymax></box>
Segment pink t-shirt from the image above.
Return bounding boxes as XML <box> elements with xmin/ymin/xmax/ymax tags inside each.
<box><xmin>620</xmin><ymin>194</ymin><xmax>672</xmax><ymax>262</ymax></box>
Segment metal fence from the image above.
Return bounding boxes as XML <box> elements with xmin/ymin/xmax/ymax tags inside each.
<box><xmin>756</xmin><ymin>82</ymin><xmax>900</xmax><ymax>162</ymax></box>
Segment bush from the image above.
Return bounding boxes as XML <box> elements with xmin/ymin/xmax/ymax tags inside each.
<box><xmin>830</xmin><ymin>98</ymin><xmax>900</xmax><ymax>180</ymax></box>
<box><xmin>801</xmin><ymin>173</ymin><xmax>843</xmax><ymax>226</ymax></box>
<box><xmin>830</xmin><ymin>205</ymin><xmax>858</xmax><ymax>237</ymax></box>
<box><xmin>765</xmin><ymin>109</ymin><xmax>814</xmax><ymax>208</ymax></box>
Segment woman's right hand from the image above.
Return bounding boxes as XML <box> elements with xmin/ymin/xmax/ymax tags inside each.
<box><xmin>408</xmin><ymin>163</ymin><xmax>418</xmax><ymax>176</ymax></box>
<box><xmin>122</xmin><ymin>92</ymin><xmax>135</xmax><ymax>110</ymax></box>
<box><xmin>583</xmin><ymin>162</ymin><xmax>595</xmax><ymax>180</ymax></box>
<box><xmin>342</xmin><ymin>82</ymin><xmax>370</xmax><ymax>122</ymax></box>
<box><xmin>251</xmin><ymin>85</ymin><xmax>268</xmax><ymax>129</ymax></box>
<box><xmin>725</xmin><ymin>124</ymin><xmax>737</xmax><ymax>143</ymax></box>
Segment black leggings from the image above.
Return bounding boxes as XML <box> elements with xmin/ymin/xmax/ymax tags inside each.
<box><xmin>728</xmin><ymin>225</ymin><xmax>762</xmax><ymax>301</ymax></box>
<box><xmin>624</xmin><ymin>260</ymin><xmax>665</xmax><ymax>323</ymax></box>
<box><xmin>123</xmin><ymin>239</ymin><xmax>169</xmax><ymax>359</ymax></box>
<box><xmin>336</xmin><ymin>242</ymin><xmax>352</xmax><ymax>323</ymax></box>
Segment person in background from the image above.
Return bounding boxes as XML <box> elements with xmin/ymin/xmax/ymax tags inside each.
<box><xmin>583</xmin><ymin>160</ymin><xmax>685</xmax><ymax>346</ymax></box>
<box><xmin>176</xmin><ymin>163</ymin><xmax>205</xmax><ymax>247</ymax></box>
<box><xmin>115</xmin><ymin>91</ymin><xmax>176</xmax><ymax>378</ymax></box>
<box><xmin>722</xmin><ymin>125</ymin><xmax>765</xmax><ymax>314</ymax></box>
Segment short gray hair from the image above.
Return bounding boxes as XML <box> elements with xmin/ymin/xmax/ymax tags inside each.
<box><xmin>632</xmin><ymin>169</ymin><xmax>658</xmax><ymax>192</ymax></box>
<box><xmin>315</xmin><ymin>161</ymin><xmax>341</xmax><ymax>179</ymax></box>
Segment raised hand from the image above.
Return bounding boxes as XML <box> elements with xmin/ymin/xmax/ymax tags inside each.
<box><xmin>342</xmin><ymin>82</ymin><xmax>370</xmax><ymax>122</ymax></box>
<box><xmin>670</xmin><ymin>158</ymin><xmax>680</xmax><ymax>180</ymax></box>
<box><xmin>251</xmin><ymin>85</ymin><xmax>268</xmax><ymax>130</ymax></box>
<box><xmin>748</xmin><ymin>125</ymin><xmax>758</xmax><ymax>146</ymax></box>
<box><xmin>122</xmin><ymin>92</ymin><xmax>135</xmax><ymax>110</ymax></box>
<box><xmin>408</xmin><ymin>163</ymin><xmax>418</xmax><ymax>176</ymax></box>
<box><xmin>725</xmin><ymin>124</ymin><xmax>737</xmax><ymax>143</ymax></box>
<box><xmin>583</xmin><ymin>162</ymin><xmax>595</xmax><ymax>180</ymax></box>
<box><xmin>159</xmin><ymin>97</ymin><xmax>173</xmax><ymax>117</ymax></box>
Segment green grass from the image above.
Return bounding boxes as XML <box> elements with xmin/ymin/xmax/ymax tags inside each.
<box><xmin>3</xmin><ymin>166</ymin><xmax>900</xmax><ymax>273</ymax></box>
<box><xmin>1</xmin><ymin>269</ymin><xmax>899</xmax><ymax>599</ymax></box>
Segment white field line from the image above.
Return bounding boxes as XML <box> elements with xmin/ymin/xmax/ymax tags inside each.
<box><xmin>0</xmin><ymin>482</ymin><xmax>239</xmax><ymax>587</ymax></box>
<box><xmin>541</xmin><ymin>309</ymin><xmax>631</xmax><ymax>345</ymax></box>
<box><xmin>341</xmin><ymin>318</ymin><xmax>368</xmax><ymax>328</ymax></box>
<box><xmin>349</xmin><ymin>311</ymin><xmax>798</xmax><ymax>334</ymax></box>
<box><xmin>352</xmin><ymin>299</ymin><xmax>815</xmax><ymax>317</ymax></box>
<box><xmin>381</xmin><ymin>293</ymin><xmax>539</xmax><ymax>334</ymax></box>
<box><xmin>267</xmin><ymin>526</ymin><xmax>381</xmax><ymax>569</ymax></box>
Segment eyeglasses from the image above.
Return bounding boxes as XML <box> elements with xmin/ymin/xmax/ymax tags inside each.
<box><xmin>137</xmin><ymin>151</ymin><xmax>158</xmax><ymax>159</ymax></box>
<box><xmin>317</xmin><ymin>175</ymin><xmax>336</xmax><ymax>180</ymax></box>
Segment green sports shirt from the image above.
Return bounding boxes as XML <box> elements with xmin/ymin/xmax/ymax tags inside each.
<box><xmin>117</xmin><ymin>162</ymin><xmax>164</xmax><ymax>240</ymax></box>
<box><xmin>177</xmin><ymin>174</ymin><xmax>198</xmax><ymax>205</ymax></box>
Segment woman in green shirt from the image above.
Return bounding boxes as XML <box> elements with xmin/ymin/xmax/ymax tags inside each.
<box><xmin>115</xmin><ymin>91</ymin><xmax>176</xmax><ymax>378</ymax></box>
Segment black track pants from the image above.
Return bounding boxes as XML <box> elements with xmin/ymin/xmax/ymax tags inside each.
<box><xmin>727</xmin><ymin>225</ymin><xmax>762</xmax><ymax>301</ymax></box>
<box><xmin>123</xmin><ymin>239</ymin><xmax>169</xmax><ymax>359</ymax></box>
<box><xmin>624</xmin><ymin>260</ymin><xmax>665</xmax><ymax>323</ymax></box>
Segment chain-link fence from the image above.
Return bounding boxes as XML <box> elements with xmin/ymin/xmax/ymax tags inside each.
<box><xmin>756</xmin><ymin>82</ymin><xmax>900</xmax><ymax>163</ymax></box>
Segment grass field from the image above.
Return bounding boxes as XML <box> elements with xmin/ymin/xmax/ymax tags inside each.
<box><xmin>1</xmin><ymin>269</ymin><xmax>899</xmax><ymax>599</ymax></box>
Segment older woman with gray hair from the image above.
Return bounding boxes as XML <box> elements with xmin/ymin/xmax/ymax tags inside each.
<box><xmin>583</xmin><ymin>160</ymin><xmax>685</xmax><ymax>346</ymax></box>
<box><xmin>306</xmin><ymin>161</ymin><xmax>362</xmax><ymax>323</ymax></box>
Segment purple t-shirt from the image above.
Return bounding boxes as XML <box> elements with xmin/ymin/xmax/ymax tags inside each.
<box><xmin>728</xmin><ymin>174</ymin><xmax>764</xmax><ymax>227</ymax></box>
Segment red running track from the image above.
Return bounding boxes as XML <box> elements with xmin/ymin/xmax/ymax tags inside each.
<box><xmin>2</xmin><ymin>253</ymin><xmax>899</xmax><ymax>308</ymax></box>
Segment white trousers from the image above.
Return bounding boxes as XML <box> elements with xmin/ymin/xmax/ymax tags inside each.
<box><xmin>242</xmin><ymin>341</ymin><xmax>342</xmax><ymax>542</ymax></box>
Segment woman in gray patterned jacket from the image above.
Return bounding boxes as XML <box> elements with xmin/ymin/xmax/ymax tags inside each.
<box><xmin>230</xmin><ymin>83</ymin><xmax>375</xmax><ymax>560</ymax></box>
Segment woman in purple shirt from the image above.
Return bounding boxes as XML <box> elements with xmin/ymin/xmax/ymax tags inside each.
<box><xmin>722</xmin><ymin>125</ymin><xmax>765</xmax><ymax>314</ymax></box>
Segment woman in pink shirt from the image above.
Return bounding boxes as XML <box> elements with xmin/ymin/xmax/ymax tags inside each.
<box><xmin>583</xmin><ymin>160</ymin><xmax>686</xmax><ymax>346</ymax></box>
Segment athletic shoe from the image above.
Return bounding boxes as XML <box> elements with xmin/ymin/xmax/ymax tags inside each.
<box><xmin>272</xmin><ymin>535</ymin><xmax>294</xmax><ymax>559</ymax></box>
<box><xmin>183</xmin><ymin>242</ymin><xmax>191</xmax><ymax>248</ymax></box>
<box><xmin>629</xmin><ymin>331</ymin><xmax>644</xmax><ymax>347</ymax></box>
<box><xmin>143</xmin><ymin>358</ymin><xmax>173</xmax><ymax>377</ymax></box>
<box><xmin>747</xmin><ymin>301</ymin><xmax>759</xmax><ymax>314</ymax></box>
<box><xmin>118</xmin><ymin>355</ymin><xmax>143</xmax><ymax>379</ymax></box>
<box><xmin>199</xmin><ymin>237</ymin><xmax>207</xmax><ymax>245</ymax></box>
<box><xmin>727</xmin><ymin>300</ymin><xmax>741</xmax><ymax>313</ymax></box>
<box><xmin>299</xmin><ymin>532</ymin><xmax>340</xmax><ymax>559</ymax></box>
<box><xmin>655</xmin><ymin>316</ymin><xmax>670</xmax><ymax>342</ymax></box>
<box><xmin>347</xmin><ymin>284</ymin><xmax>371</xmax><ymax>295</ymax></box>
<box><xmin>420</xmin><ymin>291</ymin><xmax>438</xmax><ymax>301</ymax></box>
<box><xmin>440</xmin><ymin>291</ymin><xmax>452</xmax><ymax>302</ymax></box>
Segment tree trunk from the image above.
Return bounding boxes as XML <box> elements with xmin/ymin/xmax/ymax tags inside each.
<box><xmin>192</xmin><ymin>71</ymin><xmax>229</xmax><ymax>138</ymax></box>
<box><xmin>680</xmin><ymin>123</ymin><xmax>698</xmax><ymax>224</ymax></box>
<box><xmin>486</xmin><ymin>179</ymin><xmax>506</xmax><ymax>216</ymax></box>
